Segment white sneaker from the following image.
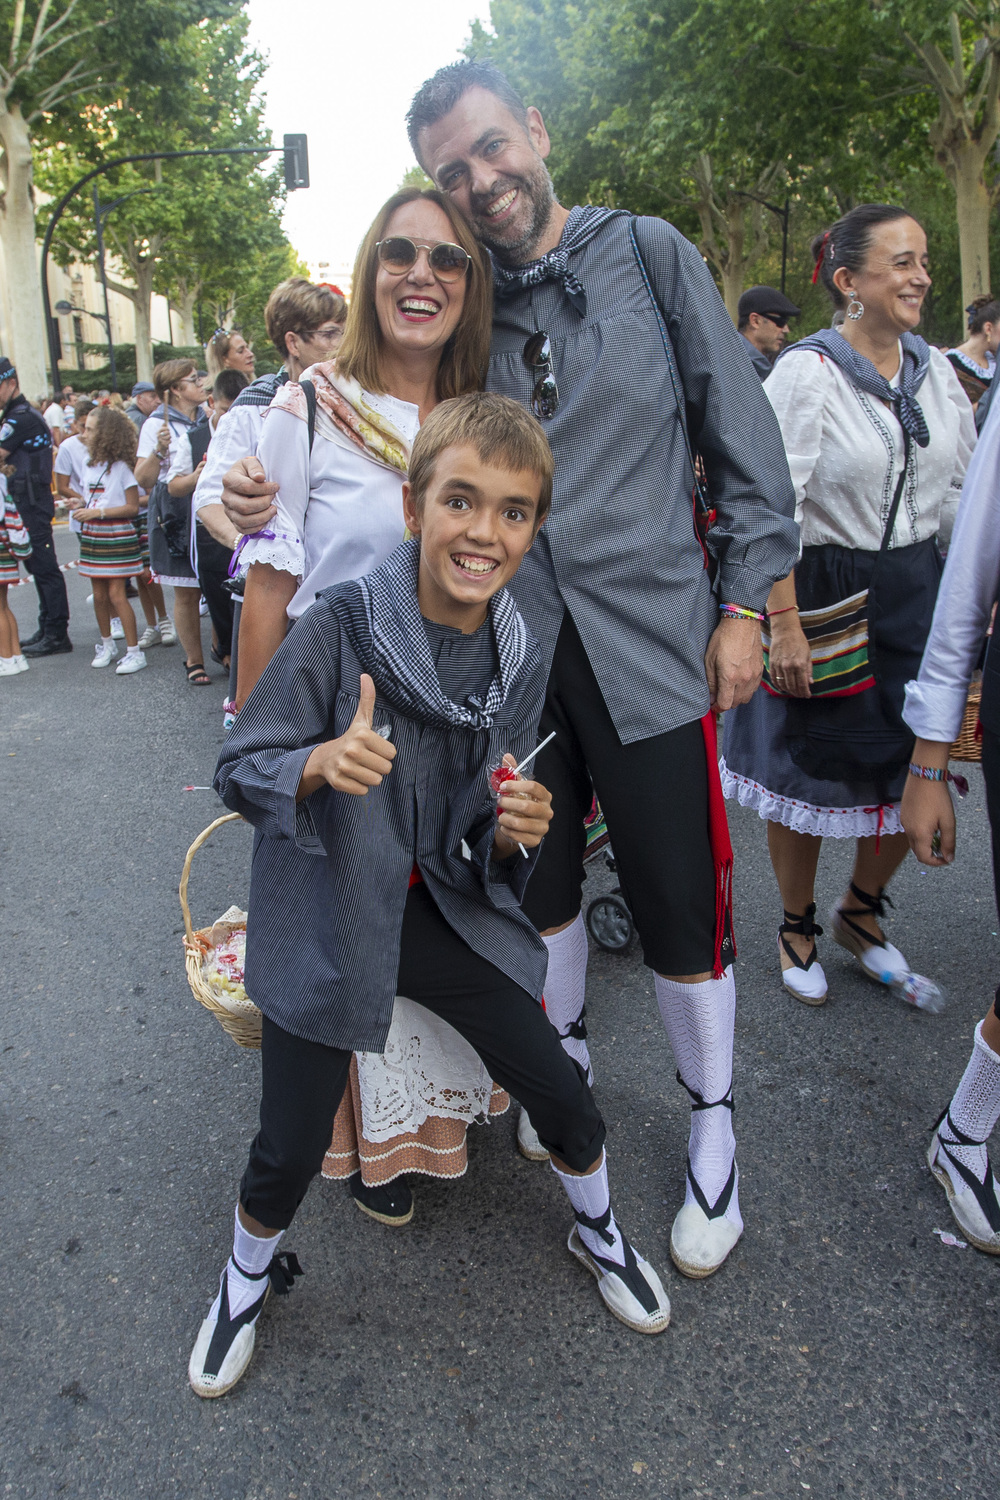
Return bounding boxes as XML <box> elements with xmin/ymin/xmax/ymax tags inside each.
<box><xmin>567</xmin><ymin>1224</ymin><xmax>670</xmax><ymax>1334</ymax></box>
<box><xmin>14</xmin><ymin>655</ymin><xmax>29</xmax><ymax>673</ymax></box>
<box><xmin>199</xmin><ymin>595</ymin><xmax>209</xmax><ymax>616</ymax></box>
<box><xmin>110</xmin><ymin>616</ymin><xmax>125</xmax><ymax>639</ymax></box>
<box><xmin>517</xmin><ymin>1106</ymin><xmax>550</xmax><ymax>1162</ymax></box>
<box><xmin>91</xmin><ymin>641</ymin><xmax>117</xmax><ymax>668</ymax></box>
<box><xmin>0</xmin><ymin>658</ymin><xmax>20</xmax><ymax>676</ymax></box>
<box><xmin>115</xmin><ymin>650</ymin><xmax>147</xmax><ymax>675</ymax></box>
<box><xmin>158</xmin><ymin>617</ymin><xmax>177</xmax><ymax>646</ymax></box>
<box><xmin>137</xmin><ymin>624</ymin><xmax>161</xmax><ymax>649</ymax></box>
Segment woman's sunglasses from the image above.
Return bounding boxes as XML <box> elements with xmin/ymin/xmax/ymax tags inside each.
<box><xmin>523</xmin><ymin>331</ymin><xmax>558</xmax><ymax>419</ymax></box>
<box><xmin>375</xmin><ymin>237</ymin><xmax>471</xmax><ymax>282</ymax></box>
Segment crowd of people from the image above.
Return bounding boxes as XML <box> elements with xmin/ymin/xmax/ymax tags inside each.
<box><xmin>2</xmin><ymin>59</ymin><xmax>997</xmax><ymax>1403</ymax></box>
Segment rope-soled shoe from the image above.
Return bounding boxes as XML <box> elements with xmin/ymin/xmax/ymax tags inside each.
<box><xmin>778</xmin><ymin>905</ymin><xmax>828</xmax><ymax>1005</ymax></box>
<box><xmin>670</xmin><ymin>1072</ymin><xmax>743</xmax><ymax>1278</ymax></box>
<box><xmin>830</xmin><ymin>882</ymin><xmax>910</xmax><ymax>985</ymax></box>
<box><xmin>927</xmin><ymin>1109</ymin><xmax>1000</xmax><ymax>1254</ymax></box>
<box><xmin>566</xmin><ymin>1212</ymin><xmax>670</xmax><ymax>1334</ymax></box>
<box><xmin>348</xmin><ymin>1172</ymin><xmax>414</xmax><ymax>1226</ymax></box>
<box><xmin>188</xmin><ymin>1252</ymin><xmax>302</xmax><ymax>1398</ymax></box>
<box><xmin>516</xmin><ymin>1107</ymin><xmax>550</xmax><ymax>1162</ymax></box>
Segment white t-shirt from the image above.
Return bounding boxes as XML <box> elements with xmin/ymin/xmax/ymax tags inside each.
<box><xmin>193</xmin><ymin>402</ymin><xmax>266</xmax><ymax>515</ymax></box>
<box><xmin>80</xmin><ymin>460</ymin><xmax>138</xmax><ymax>513</ymax></box>
<box><xmin>43</xmin><ymin>402</ymin><xmax>65</xmax><ymax>436</ymax></box>
<box><xmin>55</xmin><ymin>434</ymin><xmax>90</xmax><ymax>532</ymax></box>
<box><xmin>137</xmin><ymin>412</ymin><xmax>200</xmax><ymax>484</ymax></box>
<box><xmin>240</xmin><ymin>381</ymin><xmax>417</xmax><ymax>620</ymax></box>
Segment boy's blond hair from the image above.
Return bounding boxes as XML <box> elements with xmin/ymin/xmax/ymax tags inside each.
<box><xmin>408</xmin><ymin>392</ymin><xmax>554</xmax><ymax>524</ymax></box>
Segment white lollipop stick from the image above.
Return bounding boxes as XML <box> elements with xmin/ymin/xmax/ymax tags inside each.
<box><xmin>510</xmin><ymin>729</ymin><xmax>557</xmax><ymax>779</ymax></box>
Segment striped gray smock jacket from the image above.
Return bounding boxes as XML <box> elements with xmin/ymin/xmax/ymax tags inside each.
<box><xmin>214</xmin><ymin>542</ymin><xmax>548</xmax><ymax>1051</ymax></box>
<box><xmin>489</xmin><ymin>209</ymin><xmax>799</xmax><ymax>745</ymax></box>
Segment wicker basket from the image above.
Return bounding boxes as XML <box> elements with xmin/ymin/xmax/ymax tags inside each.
<box><xmin>950</xmin><ymin>679</ymin><xmax>983</xmax><ymax>764</ymax></box>
<box><xmin>179</xmin><ymin>812</ymin><xmax>262</xmax><ymax>1049</ymax></box>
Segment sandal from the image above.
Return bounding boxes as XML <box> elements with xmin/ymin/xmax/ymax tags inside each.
<box><xmin>777</xmin><ymin>905</ymin><xmax>827</xmax><ymax>1005</ymax></box>
<box><xmin>185</xmin><ymin>661</ymin><xmax>212</xmax><ymax>686</ymax></box>
<box><xmin>829</xmin><ymin>881</ymin><xmax>909</xmax><ymax>985</ymax></box>
<box><xmin>210</xmin><ymin>645</ymin><xmax>230</xmax><ymax>669</ymax></box>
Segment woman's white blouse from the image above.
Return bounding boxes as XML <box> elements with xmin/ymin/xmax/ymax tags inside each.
<box><xmin>763</xmin><ymin>342</ymin><xmax>975</xmax><ymax>552</ymax></box>
<box><xmin>903</xmin><ymin>390</ymin><xmax>1000</xmax><ymax>743</ymax></box>
<box><xmin>238</xmin><ymin>384</ymin><xmax>418</xmax><ymax>620</ymax></box>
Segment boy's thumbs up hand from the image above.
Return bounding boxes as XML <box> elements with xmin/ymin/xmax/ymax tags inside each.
<box><xmin>298</xmin><ymin>673</ymin><xmax>396</xmax><ymax>798</ymax></box>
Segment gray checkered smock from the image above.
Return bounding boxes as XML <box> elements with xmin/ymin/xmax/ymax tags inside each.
<box><xmin>489</xmin><ymin>212</ymin><xmax>799</xmax><ymax>745</ymax></box>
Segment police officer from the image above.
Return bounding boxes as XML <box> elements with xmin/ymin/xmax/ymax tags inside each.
<box><xmin>0</xmin><ymin>357</ymin><xmax>72</xmax><ymax>655</ymax></box>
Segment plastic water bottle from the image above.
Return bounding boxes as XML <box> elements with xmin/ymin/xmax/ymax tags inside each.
<box><xmin>886</xmin><ymin>972</ymin><xmax>947</xmax><ymax>1014</ymax></box>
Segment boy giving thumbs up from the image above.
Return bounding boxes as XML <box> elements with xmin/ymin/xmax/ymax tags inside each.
<box><xmin>190</xmin><ymin>394</ymin><xmax>670</xmax><ymax>1400</ymax></box>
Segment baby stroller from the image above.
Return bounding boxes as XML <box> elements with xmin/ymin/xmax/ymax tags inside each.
<box><xmin>583</xmin><ymin>798</ymin><xmax>634</xmax><ymax>953</ymax></box>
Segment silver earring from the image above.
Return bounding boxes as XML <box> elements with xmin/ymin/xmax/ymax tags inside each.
<box><xmin>846</xmin><ymin>293</ymin><xmax>864</xmax><ymax>321</ymax></box>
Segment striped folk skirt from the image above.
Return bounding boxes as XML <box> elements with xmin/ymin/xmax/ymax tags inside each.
<box><xmin>0</xmin><ymin>535</ymin><xmax>21</xmax><ymax>585</ymax></box>
<box><xmin>78</xmin><ymin>516</ymin><xmax>142</xmax><ymax>578</ymax></box>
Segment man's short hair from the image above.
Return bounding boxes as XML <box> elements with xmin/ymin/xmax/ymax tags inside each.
<box><xmin>264</xmin><ymin>278</ymin><xmax>348</xmax><ymax>358</ymax></box>
<box><xmin>73</xmin><ymin>398</ymin><xmax>96</xmax><ymax>421</ymax></box>
<box><xmin>407</xmin><ymin>60</ymin><xmax>528</xmax><ymax>163</ymax></box>
<box><xmin>408</xmin><ymin>391</ymin><xmax>554</xmax><ymax>525</ymax></box>
<box><xmin>212</xmin><ymin>369</ymin><xmax>249</xmax><ymax>405</ymax></box>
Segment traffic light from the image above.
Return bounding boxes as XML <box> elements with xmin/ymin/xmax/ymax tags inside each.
<box><xmin>283</xmin><ymin>134</ymin><xmax>309</xmax><ymax>191</ymax></box>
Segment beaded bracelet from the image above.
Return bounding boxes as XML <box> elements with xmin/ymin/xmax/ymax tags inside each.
<box><xmin>720</xmin><ymin>603</ymin><xmax>766</xmax><ymax>624</ymax></box>
<box><xmin>908</xmin><ymin>763</ymin><xmax>969</xmax><ymax>797</ymax></box>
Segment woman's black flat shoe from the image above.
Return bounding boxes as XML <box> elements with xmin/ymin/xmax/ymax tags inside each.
<box><xmin>347</xmin><ymin>1171</ymin><xmax>414</xmax><ymax>1226</ymax></box>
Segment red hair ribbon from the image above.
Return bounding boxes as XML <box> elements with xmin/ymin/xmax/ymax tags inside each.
<box><xmin>317</xmin><ymin>282</ymin><xmax>345</xmax><ymax>298</ymax></box>
<box><xmin>811</xmin><ymin>231</ymin><xmax>831</xmax><ymax>285</ymax></box>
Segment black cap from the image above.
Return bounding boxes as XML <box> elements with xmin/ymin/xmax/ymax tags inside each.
<box><xmin>738</xmin><ymin>286</ymin><xmax>801</xmax><ymax>322</ymax></box>
<box><xmin>0</xmin><ymin>356</ymin><xmax>17</xmax><ymax>383</ymax></box>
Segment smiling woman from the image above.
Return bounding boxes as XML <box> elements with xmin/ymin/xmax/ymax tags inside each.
<box><xmin>224</xmin><ymin>189</ymin><xmax>502</xmax><ymax>1224</ymax></box>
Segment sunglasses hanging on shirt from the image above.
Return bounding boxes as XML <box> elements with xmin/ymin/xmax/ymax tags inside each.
<box><xmin>523</xmin><ymin>331</ymin><xmax>559</xmax><ymax>420</ymax></box>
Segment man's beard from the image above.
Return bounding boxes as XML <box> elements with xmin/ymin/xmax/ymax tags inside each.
<box><xmin>469</xmin><ymin>160</ymin><xmax>557</xmax><ymax>266</ymax></box>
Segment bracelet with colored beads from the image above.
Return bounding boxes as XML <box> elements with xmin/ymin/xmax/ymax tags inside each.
<box><xmin>720</xmin><ymin>603</ymin><xmax>766</xmax><ymax>623</ymax></box>
<box><xmin>908</xmin><ymin>763</ymin><xmax>969</xmax><ymax>797</ymax></box>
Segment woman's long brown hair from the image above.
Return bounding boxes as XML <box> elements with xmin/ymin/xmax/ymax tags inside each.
<box><xmin>336</xmin><ymin>188</ymin><xmax>492</xmax><ymax>401</ymax></box>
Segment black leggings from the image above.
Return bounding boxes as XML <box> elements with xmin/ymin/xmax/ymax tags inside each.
<box><xmin>240</xmin><ymin>883</ymin><xmax>606</xmax><ymax>1228</ymax></box>
<box><xmin>195</xmin><ymin>524</ymin><xmax>234</xmax><ymax>661</ymax></box>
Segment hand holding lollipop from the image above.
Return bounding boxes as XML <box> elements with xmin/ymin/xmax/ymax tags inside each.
<box><xmin>491</xmin><ymin>732</ymin><xmax>555</xmax><ymax>860</ymax></box>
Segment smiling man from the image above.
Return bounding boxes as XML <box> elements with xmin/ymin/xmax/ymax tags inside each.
<box><xmin>404</xmin><ymin>61</ymin><xmax>800</xmax><ymax>1280</ymax></box>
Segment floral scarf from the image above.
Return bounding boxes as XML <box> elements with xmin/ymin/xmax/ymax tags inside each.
<box><xmin>267</xmin><ymin>363</ymin><xmax>411</xmax><ymax>474</ymax></box>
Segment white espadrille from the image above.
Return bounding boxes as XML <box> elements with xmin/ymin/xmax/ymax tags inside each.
<box><xmin>517</xmin><ymin>1107</ymin><xmax>550</xmax><ymax>1162</ymax></box>
<box><xmin>188</xmin><ymin>1252</ymin><xmax>302</xmax><ymax>1398</ymax></box>
<box><xmin>830</xmin><ymin>883</ymin><xmax>911</xmax><ymax>986</ymax></box>
<box><xmin>566</xmin><ymin>1224</ymin><xmax>670</xmax><ymax>1334</ymax></box>
<box><xmin>777</xmin><ymin>906</ymin><xmax>828</xmax><ymax>1006</ymax></box>
<box><xmin>927</xmin><ymin>1115</ymin><xmax>1000</xmax><ymax>1255</ymax></box>
<box><xmin>669</xmin><ymin>1155</ymin><xmax>743</xmax><ymax>1279</ymax></box>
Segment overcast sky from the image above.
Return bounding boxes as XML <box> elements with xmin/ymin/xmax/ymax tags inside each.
<box><xmin>246</xmin><ymin>0</ymin><xmax>493</xmax><ymax>282</ymax></box>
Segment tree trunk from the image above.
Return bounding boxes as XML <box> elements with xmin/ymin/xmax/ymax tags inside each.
<box><xmin>0</xmin><ymin>100</ymin><xmax>49</xmax><ymax>397</ymax></box>
<box><xmin>949</xmin><ymin>142</ymin><xmax>992</xmax><ymax>308</ymax></box>
<box><xmin>132</xmin><ymin>259</ymin><xmax>156</xmax><ymax>383</ymax></box>
<box><xmin>719</xmin><ymin>203</ymin><xmax>748</xmax><ymax>324</ymax></box>
<box><xmin>174</xmin><ymin>283</ymin><xmax>199</xmax><ymax>347</ymax></box>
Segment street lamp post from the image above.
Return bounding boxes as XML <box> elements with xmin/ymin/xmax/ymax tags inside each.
<box><xmin>41</xmin><ymin>137</ymin><xmax>309</xmax><ymax>390</ymax></box>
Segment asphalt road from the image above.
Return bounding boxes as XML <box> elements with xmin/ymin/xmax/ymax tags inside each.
<box><xmin>2</xmin><ymin>530</ymin><xmax>998</xmax><ymax>1500</ymax></box>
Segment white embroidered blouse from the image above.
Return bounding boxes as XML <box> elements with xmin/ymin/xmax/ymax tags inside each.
<box><xmin>235</xmin><ymin>380</ymin><xmax>417</xmax><ymax>620</ymax></box>
<box><xmin>763</xmin><ymin>341</ymin><xmax>975</xmax><ymax>553</ymax></box>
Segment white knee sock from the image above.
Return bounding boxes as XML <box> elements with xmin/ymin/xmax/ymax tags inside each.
<box><xmin>654</xmin><ymin>967</ymin><xmax>741</xmax><ymax>1227</ymax></box>
<box><xmin>542</xmin><ymin>913</ymin><xmax>591</xmax><ymax>1080</ymax></box>
<box><xmin>225</xmin><ymin>1205</ymin><xmax>283</xmax><ymax>1316</ymax></box>
<box><xmin>938</xmin><ymin>1021</ymin><xmax>1000</xmax><ymax>1191</ymax></box>
<box><xmin>551</xmin><ymin>1152</ymin><xmax>626</xmax><ymax>1268</ymax></box>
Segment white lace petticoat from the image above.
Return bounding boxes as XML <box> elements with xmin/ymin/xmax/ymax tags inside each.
<box><xmin>353</xmin><ymin>995</ymin><xmax>497</xmax><ymax>1142</ymax></box>
<box><xmin>720</xmin><ymin>758</ymin><xmax>903</xmax><ymax>840</ymax></box>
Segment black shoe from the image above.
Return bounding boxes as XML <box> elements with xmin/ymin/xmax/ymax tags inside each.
<box><xmin>19</xmin><ymin>627</ymin><xmax>45</xmax><ymax>648</ymax></box>
<box><xmin>347</xmin><ymin>1171</ymin><xmax>414</xmax><ymax>1225</ymax></box>
<box><xmin>21</xmin><ymin>633</ymin><xmax>73</xmax><ymax>657</ymax></box>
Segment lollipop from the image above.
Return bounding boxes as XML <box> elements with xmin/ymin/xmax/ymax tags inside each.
<box><xmin>488</xmin><ymin>731</ymin><xmax>557</xmax><ymax>858</ymax></box>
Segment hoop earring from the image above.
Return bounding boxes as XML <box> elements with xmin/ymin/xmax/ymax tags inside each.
<box><xmin>846</xmin><ymin>293</ymin><xmax>864</xmax><ymax>321</ymax></box>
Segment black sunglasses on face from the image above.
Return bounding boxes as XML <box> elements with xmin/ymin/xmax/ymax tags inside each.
<box><xmin>760</xmin><ymin>313</ymin><xmax>791</xmax><ymax>330</ymax></box>
<box><xmin>523</xmin><ymin>331</ymin><xmax>558</xmax><ymax>419</ymax></box>
<box><xmin>375</xmin><ymin>237</ymin><xmax>471</xmax><ymax>282</ymax></box>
